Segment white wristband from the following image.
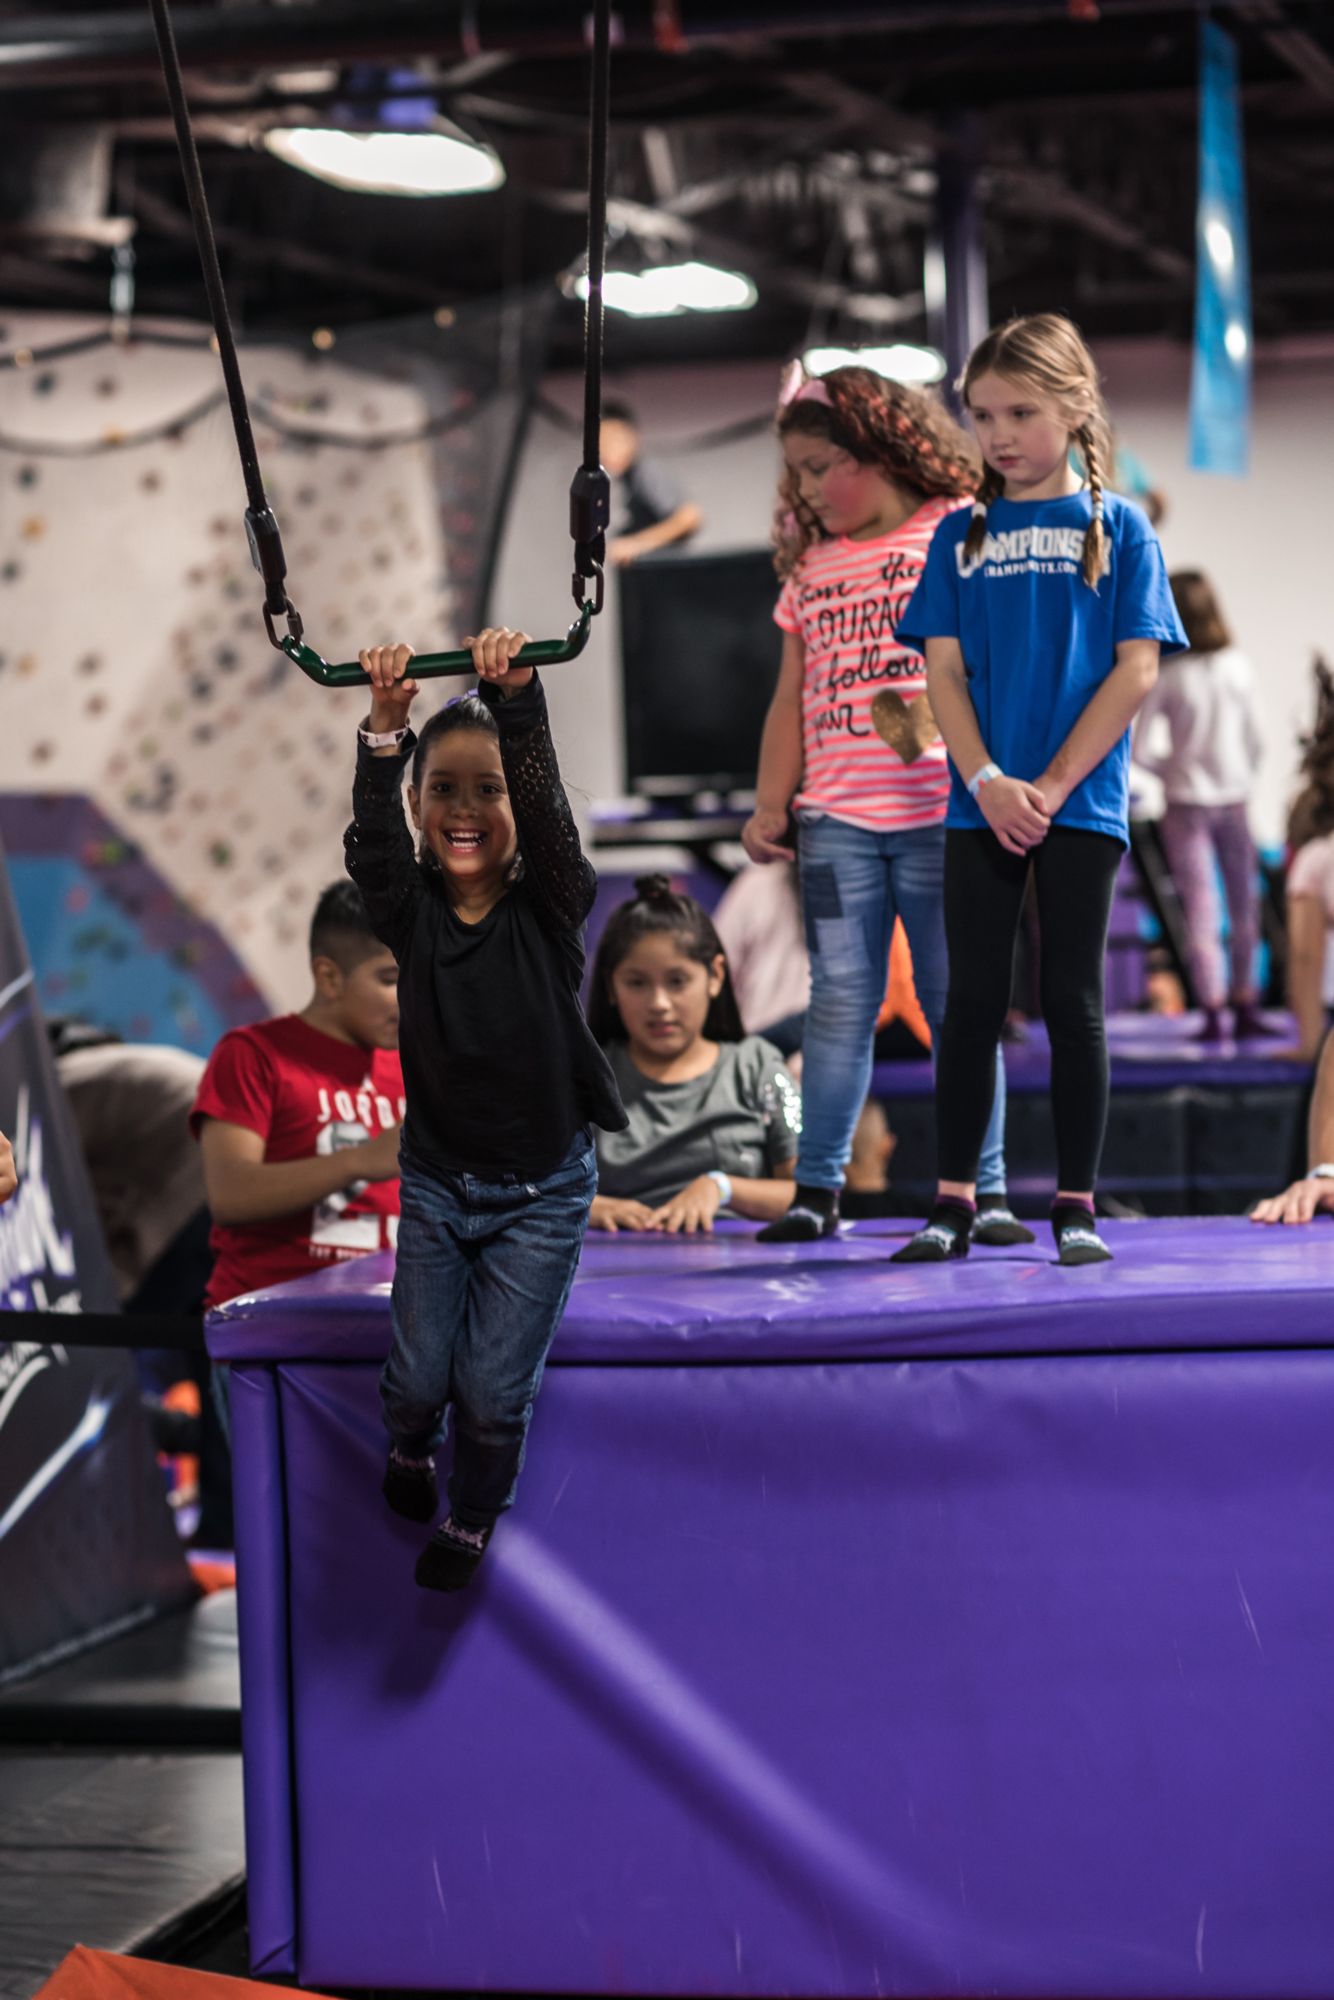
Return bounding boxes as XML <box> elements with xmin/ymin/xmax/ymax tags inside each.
<box><xmin>706</xmin><ymin>1169</ymin><xmax>733</xmax><ymax>1209</ymax></box>
<box><xmin>968</xmin><ymin>761</ymin><xmax>1002</xmax><ymax>800</ymax></box>
<box><xmin>358</xmin><ymin>722</ymin><xmax>410</xmax><ymax>750</ymax></box>
<box><xmin>1310</xmin><ymin>1164</ymin><xmax>1334</xmax><ymax>1182</ymax></box>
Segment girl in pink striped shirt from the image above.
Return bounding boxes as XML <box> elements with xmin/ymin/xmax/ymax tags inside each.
<box><xmin>742</xmin><ymin>365</ymin><xmax>1022</xmax><ymax>1244</ymax></box>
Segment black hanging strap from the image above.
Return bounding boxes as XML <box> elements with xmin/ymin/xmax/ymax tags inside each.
<box><xmin>568</xmin><ymin>0</ymin><xmax>612</xmax><ymax>614</ymax></box>
<box><xmin>147</xmin><ymin>0</ymin><xmax>300</xmax><ymax>648</ymax></box>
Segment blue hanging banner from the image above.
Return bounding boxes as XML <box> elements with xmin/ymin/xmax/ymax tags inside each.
<box><xmin>1189</xmin><ymin>19</ymin><xmax>1252</xmax><ymax>476</ymax></box>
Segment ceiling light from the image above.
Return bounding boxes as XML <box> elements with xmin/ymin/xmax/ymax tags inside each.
<box><xmin>801</xmin><ymin>343</ymin><xmax>947</xmax><ymax>385</ymax></box>
<box><xmin>264</xmin><ymin>128</ymin><xmax>504</xmax><ymax>197</ymax></box>
<box><xmin>573</xmin><ymin>261</ymin><xmax>757</xmax><ymax>317</ymax></box>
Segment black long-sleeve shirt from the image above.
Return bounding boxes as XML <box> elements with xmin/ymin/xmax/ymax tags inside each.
<box><xmin>344</xmin><ymin>673</ymin><xmax>625</xmax><ymax>1180</ymax></box>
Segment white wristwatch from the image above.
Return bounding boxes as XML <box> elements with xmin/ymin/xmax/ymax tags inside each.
<box><xmin>706</xmin><ymin>1169</ymin><xmax>734</xmax><ymax>1209</ymax></box>
<box><xmin>1310</xmin><ymin>1164</ymin><xmax>1334</xmax><ymax>1181</ymax></box>
<box><xmin>968</xmin><ymin>761</ymin><xmax>1002</xmax><ymax>799</ymax></box>
<box><xmin>358</xmin><ymin>721</ymin><xmax>410</xmax><ymax>750</ymax></box>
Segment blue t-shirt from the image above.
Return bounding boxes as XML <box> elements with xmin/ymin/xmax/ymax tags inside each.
<box><xmin>897</xmin><ymin>489</ymin><xmax>1187</xmax><ymax>843</ymax></box>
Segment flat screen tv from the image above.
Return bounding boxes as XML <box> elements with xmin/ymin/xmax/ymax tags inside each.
<box><xmin>618</xmin><ymin>547</ymin><xmax>782</xmax><ymax>795</ymax></box>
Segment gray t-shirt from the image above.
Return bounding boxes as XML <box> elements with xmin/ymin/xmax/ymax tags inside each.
<box><xmin>596</xmin><ymin>1036</ymin><xmax>801</xmax><ymax>1211</ymax></box>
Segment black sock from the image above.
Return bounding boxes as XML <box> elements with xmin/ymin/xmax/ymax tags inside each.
<box><xmin>756</xmin><ymin>1184</ymin><xmax>839</xmax><ymax>1243</ymax></box>
<box><xmin>972</xmin><ymin>1193</ymin><xmax>1037</xmax><ymax>1247</ymax></box>
<box><xmin>1051</xmin><ymin>1198</ymin><xmax>1111</xmax><ymax>1265</ymax></box>
<box><xmin>890</xmin><ymin>1196</ymin><xmax>976</xmax><ymax>1264</ymax></box>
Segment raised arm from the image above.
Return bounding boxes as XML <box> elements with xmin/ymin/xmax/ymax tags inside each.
<box><xmin>343</xmin><ymin>643</ymin><xmax>425</xmax><ymax>961</ymax></box>
<box><xmin>470</xmin><ymin>627</ymin><xmax>596</xmax><ymax>934</ymax></box>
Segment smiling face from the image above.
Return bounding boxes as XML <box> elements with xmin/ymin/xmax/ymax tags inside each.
<box><xmin>609</xmin><ymin>931</ymin><xmax>724</xmax><ymax>1064</ymax></box>
<box><xmin>781</xmin><ymin>430</ymin><xmax>897</xmax><ymax>539</ymax></box>
<box><xmin>965</xmin><ymin>370</ymin><xmax>1076</xmax><ymax>496</ymax></box>
<box><xmin>408</xmin><ymin>727</ymin><xmax>518</xmax><ymax>900</ymax></box>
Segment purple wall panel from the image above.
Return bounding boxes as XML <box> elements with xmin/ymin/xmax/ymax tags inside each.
<box><xmin>230</xmin><ymin>1344</ymin><xmax>1334</xmax><ymax>1995</ymax></box>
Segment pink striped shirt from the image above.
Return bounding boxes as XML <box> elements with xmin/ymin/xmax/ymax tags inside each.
<box><xmin>775</xmin><ymin>496</ymin><xmax>965</xmax><ymax>832</ymax></box>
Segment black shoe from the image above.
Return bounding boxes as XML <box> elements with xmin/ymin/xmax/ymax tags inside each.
<box><xmin>890</xmin><ymin>1198</ymin><xmax>975</xmax><ymax>1264</ymax></box>
<box><xmin>383</xmin><ymin>1448</ymin><xmax>438</xmax><ymax>1523</ymax></box>
<box><xmin>415</xmin><ymin>1515</ymin><xmax>493</xmax><ymax>1592</ymax></box>
<box><xmin>972</xmin><ymin>1200</ymin><xmax>1037</xmax><ymax>1248</ymax></box>
<box><xmin>1051</xmin><ymin>1204</ymin><xmax>1113</xmax><ymax>1266</ymax></box>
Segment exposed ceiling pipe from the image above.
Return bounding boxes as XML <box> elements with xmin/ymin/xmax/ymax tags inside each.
<box><xmin>0</xmin><ymin>0</ymin><xmax>1258</xmax><ymax>86</ymax></box>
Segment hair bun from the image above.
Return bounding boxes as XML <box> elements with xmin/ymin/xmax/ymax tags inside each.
<box><xmin>634</xmin><ymin>873</ymin><xmax>676</xmax><ymax>906</ymax></box>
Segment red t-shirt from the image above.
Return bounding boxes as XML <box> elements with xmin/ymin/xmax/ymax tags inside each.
<box><xmin>190</xmin><ymin>1015</ymin><xmax>405</xmax><ymax>1310</ymax></box>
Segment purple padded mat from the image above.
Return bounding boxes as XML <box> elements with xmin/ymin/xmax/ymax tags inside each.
<box><xmin>211</xmin><ymin>1215</ymin><xmax>1334</xmax><ymax>1366</ymax></box>
<box><xmin>872</xmin><ymin>1009</ymin><xmax>1308</xmax><ymax>1099</ymax></box>
<box><xmin>229</xmin><ymin>1344</ymin><xmax>1334</xmax><ymax>1995</ymax></box>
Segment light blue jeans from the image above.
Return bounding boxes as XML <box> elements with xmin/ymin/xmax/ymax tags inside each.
<box><xmin>796</xmin><ymin>813</ymin><xmax>1008</xmax><ymax>1194</ymax></box>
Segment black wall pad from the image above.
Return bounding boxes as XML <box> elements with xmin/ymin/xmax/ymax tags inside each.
<box><xmin>0</xmin><ymin>1593</ymin><xmax>239</xmax><ymax>1750</ymax></box>
<box><xmin>0</xmin><ymin>1747</ymin><xmax>244</xmax><ymax>2000</ymax></box>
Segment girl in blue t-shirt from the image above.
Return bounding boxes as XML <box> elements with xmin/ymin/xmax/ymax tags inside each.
<box><xmin>893</xmin><ymin>313</ymin><xmax>1186</xmax><ymax>1265</ymax></box>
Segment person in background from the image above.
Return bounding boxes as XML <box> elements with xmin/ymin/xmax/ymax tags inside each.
<box><xmin>892</xmin><ymin>312</ymin><xmax>1185</xmax><ymax>1267</ymax></box>
<box><xmin>742</xmin><ymin>361</ymin><xmax>1025</xmax><ymax>1248</ymax></box>
<box><xmin>711</xmin><ymin>858</ymin><xmax>809</xmax><ymax>1057</ymax></box>
<box><xmin>588</xmin><ymin>876</ymin><xmax>798</xmax><ymax>1233</ymax></box>
<box><xmin>1251</xmin><ymin>1029</ymin><xmax>1334</xmax><ymax>1224</ymax></box>
<box><xmin>0</xmin><ymin>1129</ymin><xmax>14</xmax><ymax>1204</ymax></box>
<box><xmin>1280</xmin><ymin>662</ymin><xmax>1334</xmax><ymax>1066</ymax></box>
<box><xmin>191</xmin><ymin>880</ymin><xmax>404</xmax><ymax>1313</ymax></box>
<box><xmin>599</xmin><ymin>398</ymin><xmax>703</xmax><ymax>566</ymax></box>
<box><xmin>1131</xmin><ymin>570</ymin><xmax>1270</xmax><ymax>1041</ymax></box>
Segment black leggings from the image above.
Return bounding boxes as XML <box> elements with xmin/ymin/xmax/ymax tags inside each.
<box><xmin>937</xmin><ymin>826</ymin><xmax>1123</xmax><ymax>1192</ymax></box>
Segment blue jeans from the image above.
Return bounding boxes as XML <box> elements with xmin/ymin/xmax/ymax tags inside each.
<box><xmin>796</xmin><ymin>814</ymin><xmax>1008</xmax><ymax>1194</ymax></box>
<box><xmin>381</xmin><ymin>1134</ymin><xmax>596</xmax><ymax>1529</ymax></box>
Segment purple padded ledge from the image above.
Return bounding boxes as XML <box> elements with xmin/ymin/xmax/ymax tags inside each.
<box><xmin>872</xmin><ymin>1009</ymin><xmax>1310</xmax><ymax>1099</ymax></box>
<box><xmin>209</xmin><ymin>1215</ymin><xmax>1334</xmax><ymax>1366</ymax></box>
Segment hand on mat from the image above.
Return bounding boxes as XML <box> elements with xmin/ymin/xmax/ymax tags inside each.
<box><xmin>651</xmin><ymin>1175</ymin><xmax>724</xmax><ymax>1236</ymax></box>
<box><xmin>978</xmin><ymin>775</ymin><xmax>1050</xmax><ymax>856</ymax></box>
<box><xmin>1249</xmin><ymin>1178</ymin><xmax>1334</xmax><ymax>1225</ymax></box>
<box><xmin>464</xmin><ymin>626</ymin><xmax>534</xmax><ymax>693</ymax></box>
<box><xmin>589</xmin><ymin>1195</ymin><xmax>660</xmax><ymax>1234</ymax></box>
<box><xmin>360</xmin><ymin>643</ymin><xmax>419</xmax><ymax>733</ymax></box>
<box><xmin>741</xmin><ymin>806</ymin><xmax>795</xmax><ymax>865</ymax></box>
<box><xmin>0</xmin><ymin>1130</ymin><xmax>15</xmax><ymax>1206</ymax></box>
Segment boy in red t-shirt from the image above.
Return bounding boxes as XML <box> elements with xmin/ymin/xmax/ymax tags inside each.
<box><xmin>191</xmin><ymin>881</ymin><xmax>405</xmax><ymax>1310</ymax></box>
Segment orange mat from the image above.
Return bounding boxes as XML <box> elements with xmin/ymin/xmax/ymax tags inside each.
<box><xmin>32</xmin><ymin>1947</ymin><xmax>335</xmax><ymax>2000</ymax></box>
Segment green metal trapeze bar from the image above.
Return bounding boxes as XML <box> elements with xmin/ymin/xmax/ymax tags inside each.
<box><xmin>280</xmin><ymin>603</ymin><xmax>593</xmax><ymax>689</ymax></box>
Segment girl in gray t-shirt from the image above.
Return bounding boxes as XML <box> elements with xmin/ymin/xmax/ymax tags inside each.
<box><xmin>587</xmin><ymin>877</ymin><xmax>800</xmax><ymax>1234</ymax></box>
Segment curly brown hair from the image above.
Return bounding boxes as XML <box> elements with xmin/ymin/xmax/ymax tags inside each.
<box><xmin>1288</xmin><ymin>655</ymin><xmax>1334</xmax><ymax>850</ymax></box>
<box><xmin>772</xmin><ymin>365</ymin><xmax>978</xmax><ymax>580</ymax></box>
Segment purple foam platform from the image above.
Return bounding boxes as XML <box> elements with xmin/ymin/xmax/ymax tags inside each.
<box><xmin>215</xmin><ymin>1219</ymin><xmax>1334</xmax><ymax>1995</ymax></box>
<box><xmin>872</xmin><ymin>1009</ymin><xmax>1309</xmax><ymax>1100</ymax></box>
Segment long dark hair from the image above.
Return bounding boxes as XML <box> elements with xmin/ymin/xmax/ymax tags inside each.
<box><xmin>588</xmin><ymin>874</ymin><xmax>745</xmax><ymax>1044</ymax></box>
<box><xmin>410</xmin><ymin>691</ymin><xmax>497</xmax><ymax>790</ymax></box>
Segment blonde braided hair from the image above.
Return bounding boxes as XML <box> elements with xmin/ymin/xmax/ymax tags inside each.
<box><xmin>958</xmin><ymin>313</ymin><xmax>1114</xmax><ymax>591</ymax></box>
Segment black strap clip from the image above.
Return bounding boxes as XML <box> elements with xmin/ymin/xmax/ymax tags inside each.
<box><xmin>569</xmin><ymin>461</ymin><xmax>610</xmax><ymax>614</ymax></box>
<box><xmin>246</xmin><ymin>503</ymin><xmax>304</xmax><ymax>649</ymax></box>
